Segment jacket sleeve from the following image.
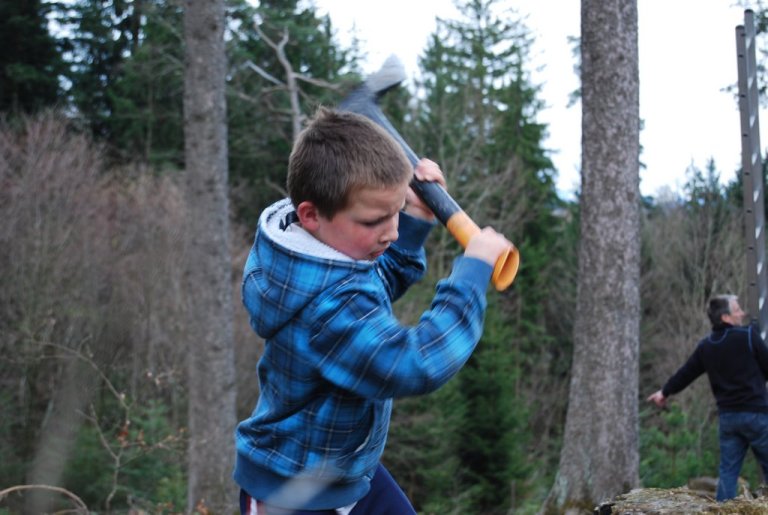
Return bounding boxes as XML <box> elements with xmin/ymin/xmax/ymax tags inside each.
<box><xmin>307</xmin><ymin>256</ymin><xmax>493</xmax><ymax>399</ymax></box>
<box><xmin>374</xmin><ymin>211</ymin><xmax>435</xmax><ymax>302</ymax></box>
<box><xmin>662</xmin><ymin>345</ymin><xmax>706</xmax><ymax>397</ymax></box>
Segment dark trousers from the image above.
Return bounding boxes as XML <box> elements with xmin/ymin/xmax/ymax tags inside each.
<box><xmin>239</xmin><ymin>464</ymin><xmax>416</xmax><ymax>515</ymax></box>
<box><xmin>717</xmin><ymin>411</ymin><xmax>768</xmax><ymax>501</ymax></box>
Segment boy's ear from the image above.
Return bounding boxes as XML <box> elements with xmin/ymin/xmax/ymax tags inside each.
<box><xmin>296</xmin><ymin>201</ymin><xmax>322</xmax><ymax>231</ymax></box>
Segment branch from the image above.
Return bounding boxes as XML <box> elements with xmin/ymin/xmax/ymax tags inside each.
<box><xmin>254</xmin><ymin>22</ymin><xmax>303</xmax><ymax>139</ymax></box>
<box><xmin>82</xmin><ymin>406</ymin><xmax>124</xmax><ymax>511</ymax></box>
<box><xmin>253</xmin><ymin>20</ymin><xmax>288</xmax><ymax>53</ymax></box>
<box><xmin>294</xmin><ymin>74</ymin><xmax>340</xmax><ymax>90</ymax></box>
<box><xmin>0</xmin><ymin>485</ymin><xmax>88</xmax><ymax>513</ymax></box>
<box><xmin>242</xmin><ymin>60</ymin><xmax>284</xmax><ymax>87</ymax></box>
<box><xmin>264</xmin><ymin>178</ymin><xmax>288</xmax><ymax>198</ymax></box>
<box><xmin>249</xmin><ymin>18</ymin><xmax>348</xmax><ymax>140</ymax></box>
<box><xmin>25</xmin><ymin>337</ymin><xmax>130</xmax><ymax>412</ymax></box>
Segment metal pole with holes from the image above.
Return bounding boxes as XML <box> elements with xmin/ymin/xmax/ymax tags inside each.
<box><xmin>736</xmin><ymin>9</ymin><xmax>768</xmax><ymax>338</ymax></box>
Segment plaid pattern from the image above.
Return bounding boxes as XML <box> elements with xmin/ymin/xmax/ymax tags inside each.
<box><xmin>234</xmin><ymin>200</ymin><xmax>493</xmax><ymax>508</ymax></box>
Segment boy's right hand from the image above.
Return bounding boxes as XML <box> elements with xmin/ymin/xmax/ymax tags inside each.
<box><xmin>464</xmin><ymin>227</ymin><xmax>512</xmax><ymax>267</ymax></box>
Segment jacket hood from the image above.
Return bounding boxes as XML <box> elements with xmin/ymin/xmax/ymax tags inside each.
<box><xmin>242</xmin><ymin>198</ymin><xmax>373</xmax><ymax>338</ymax></box>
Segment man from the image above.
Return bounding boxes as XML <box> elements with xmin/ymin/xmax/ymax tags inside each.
<box><xmin>647</xmin><ymin>294</ymin><xmax>768</xmax><ymax>501</ymax></box>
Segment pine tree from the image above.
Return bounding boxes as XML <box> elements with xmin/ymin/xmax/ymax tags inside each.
<box><xmin>108</xmin><ymin>1</ymin><xmax>185</xmax><ymax>167</ymax></box>
<box><xmin>50</xmin><ymin>0</ymin><xmax>357</xmax><ymax>192</ymax></box>
<box><xmin>387</xmin><ymin>0</ymin><xmax>569</xmax><ymax>511</ymax></box>
<box><xmin>63</xmin><ymin>0</ymin><xmax>141</xmax><ymax>138</ymax></box>
<box><xmin>55</xmin><ymin>0</ymin><xmax>186</xmax><ymax>166</ymax></box>
<box><xmin>0</xmin><ymin>0</ymin><xmax>65</xmax><ymax>113</ymax></box>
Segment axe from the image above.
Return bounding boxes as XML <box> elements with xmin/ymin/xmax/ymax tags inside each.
<box><xmin>339</xmin><ymin>55</ymin><xmax>520</xmax><ymax>291</ymax></box>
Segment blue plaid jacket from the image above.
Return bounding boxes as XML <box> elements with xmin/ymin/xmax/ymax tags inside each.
<box><xmin>234</xmin><ymin>198</ymin><xmax>494</xmax><ymax>510</ymax></box>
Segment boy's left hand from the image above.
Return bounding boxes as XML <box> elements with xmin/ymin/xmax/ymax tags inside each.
<box><xmin>404</xmin><ymin>158</ymin><xmax>446</xmax><ymax>221</ymax></box>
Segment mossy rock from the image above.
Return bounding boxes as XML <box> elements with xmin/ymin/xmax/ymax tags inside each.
<box><xmin>595</xmin><ymin>485</ymin><xmax>768</xmax><ymax>514</ymax></box>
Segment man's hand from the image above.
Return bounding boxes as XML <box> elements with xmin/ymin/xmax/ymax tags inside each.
<box><xmin>647</xmin><ymin>390</ymin><xmax>667</xmax><ymax>408</ymax></box>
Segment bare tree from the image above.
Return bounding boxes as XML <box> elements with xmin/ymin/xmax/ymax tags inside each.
<box><xmin>0</xmin><ymin>115</ymin><xmax>111</xmax><ymax>514</ymax></box>
<box><xmin>243</xmin><ymin>21</ymin><xmax>340</xmax><ymax>141</ymax></box>
<box><xmin>182</xmin><ymin>0</ymin><xmax>237</xmax><ymax>512</ymax></box>
<box><xmin>542</xmin><ymin>0</ymin><xmax>640</xmax><ymax>511</ymax></box>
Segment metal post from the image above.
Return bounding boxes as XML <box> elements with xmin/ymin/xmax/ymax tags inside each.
<box><xmin>736</xmin><ymin>9</ymin><xmax>768</xmax><ymax>339</ymax></box>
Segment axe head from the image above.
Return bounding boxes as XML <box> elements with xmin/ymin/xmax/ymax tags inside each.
<box><xmin>364</xmin><ymin>54</ymin><xmax>407</xmax><ymax>99</ymax></box>
<box><xmin>339</xmin><ymin>55</ymin><xmax>418</xmax><ymax>166</ymax></box>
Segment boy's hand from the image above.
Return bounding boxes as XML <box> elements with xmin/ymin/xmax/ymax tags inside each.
<box><xmin>404</xmin><ymin>158</ymin><xmax>446</xmax><ymax>221</ymax></box>
<box><xmin>464</xmin><ymin>227</ymin><xmax>513</xmax><ymax>267</ymax></box>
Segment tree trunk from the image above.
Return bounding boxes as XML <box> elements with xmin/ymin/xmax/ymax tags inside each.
<box><xmin>25</xmin><ymin>357</ymin><xmax>98</xmax><ymax>514</ymax></box>
<box><xmin>182</xmin><ymin>0</ymin><xmax>237</xmax><ymax>512</ymax></box>
<box><xmin>543</xmin><ymin>0</ymin><xmax>640</xmax><ymax>512</ymax></box>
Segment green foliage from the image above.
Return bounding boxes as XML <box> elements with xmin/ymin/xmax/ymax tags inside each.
<box><xmin>640</xmin><ymin>404</ymin><xmax>768</xmax><ymax>493</ymax></box>
<box><xmin>0</xmin><ymin>0</ymin><xmax>65</xmax><ymax>113</ymax></box>
<box><xmin>408</xmin><ymin>0</ymin><xmax>574</xmax><ymax>509</ymax></box>
<box><xmin>62</xmin><ymin>401</ymin><xmax>186</xmax><ymax>512</ymax></box>
<box><xmin>62</xmin><ymin>0</ymin><xmax>142</xmax><ymax>138</ymax></box>
<box><xmin>415</xmin><ymin>0</ymin><xmax>572</xmax><ymax>353</ymax></box>
<box><xmin>57</xmin><ymin>0</ymin><xmax>186</xmax><ymax>166</ymax></box>
<box><xmin>640</xmin><ymin>404</ymin><xmax>718</xmax><ymax>488</ymax></box>
<box><xmin>388</xmin><ymin>278</ymin><xmax>467</xmax><ymax>512</ymax></box>
<box><xmin>106</xmin><ymin>1</ymin><xmax>185</xmax><ymax>167</ymax></box>
<box><xmin>455</xmin><ymin>296</ymin><xmax>531</xmax><ymax>513</ymax></box>
<box><xmin>387</xmin><ymin>384</ymin><xmax>467</xmax><ymax>514</ymax></box>
<box><xmin>0</xmin><ymin>390</ymin><xmax>26</xmax><ymax>488</ymax></box>
<box><xmin>61</xmin><ymin>423</ymin><xmax>114</xmax><ymax>504</ymax></box>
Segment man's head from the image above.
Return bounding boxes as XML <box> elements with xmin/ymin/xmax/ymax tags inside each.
<box><xmin>707</xmin><ymin>294</ymin><xmax>746</xmax><ymax>326</ymax></box>
<box><xmin>287</xmin><ymin>108</ymin><xmax>413</xmax><ymax>261</ymax></box>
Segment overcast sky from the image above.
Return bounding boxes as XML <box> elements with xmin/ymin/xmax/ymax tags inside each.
<box><xmin>312</xmin><ymin>0</ymin><xmax>764</xmax><ymax>199</ymax></box>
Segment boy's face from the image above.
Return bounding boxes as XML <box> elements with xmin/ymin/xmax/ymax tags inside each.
<box><xmin>300</xmin><ymin>182</ymin><xmax>409</xmax><ymax>261</ymax></box>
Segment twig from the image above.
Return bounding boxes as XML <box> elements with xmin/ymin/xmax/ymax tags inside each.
<box><xmin>25</xmin><ymin>337</ymin><xmax>131</xmax><ymax>411</ymax></box>
<box><xmin>0</xmin><ymin>484</ymin><xmax>88</xmax><ymax>513</ymax></box>
<box><xmin>242</xmin><ymin>60</ymin><xmax>284</xmax><ymax>86</ymax></box>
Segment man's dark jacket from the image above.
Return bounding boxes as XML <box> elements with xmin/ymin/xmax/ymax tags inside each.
<box><xmin>663</xmin><ymin>323</ymin><xmax>768</xmax><ymax>413</ymax></box>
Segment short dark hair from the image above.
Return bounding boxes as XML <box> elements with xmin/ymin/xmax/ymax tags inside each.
<box><xmin>287</xmin><ymin>107</ymin><xmax>412</xmax><ymax>219</ymax></box>
<box><xmin>707</xmin><ymin>294</ymin><xmax>737</xmax><ymax>325</ymax></box>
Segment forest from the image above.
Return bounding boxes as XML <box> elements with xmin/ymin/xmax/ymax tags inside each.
<box><xmin>1</xmin><ymin>0</ymin><xmax>767</xmax><ymax>513</ymax></box>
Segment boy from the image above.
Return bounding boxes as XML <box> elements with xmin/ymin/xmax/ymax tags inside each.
<box><xmin>235</xmin><ymin>107</ymin><xmax>511</xmax><ymax>514</ymax></box>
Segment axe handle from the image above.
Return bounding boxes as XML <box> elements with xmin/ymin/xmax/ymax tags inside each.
<box><xmin>410</xmin><ymin>181</ymin><xmax>519</xmax><ymax>292</ymax></box>
<box><xmin>338</xmin><ymin>87</ymin><xmax>520</xmax><ymax>290</ymax></box>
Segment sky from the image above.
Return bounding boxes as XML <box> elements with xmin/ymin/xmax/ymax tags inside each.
<box><xmin>311</xmin><ymin>0</ymin><xmax>765</xmax><ymax>199</ymax></box>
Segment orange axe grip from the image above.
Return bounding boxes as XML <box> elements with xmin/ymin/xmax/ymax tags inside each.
<box><xmin>338</xmin><ymin>81</ymin><xmax>520</xmax><ymax>290</ymax></box>
<box><xmin>444</xmin><ymin>211</ymin><xmax>520</xmax><ymax>291</ymax></box>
